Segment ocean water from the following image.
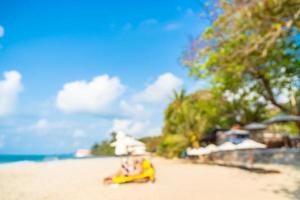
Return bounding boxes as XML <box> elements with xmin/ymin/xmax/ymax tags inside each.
<box><xmin>0</xmin><ymin>154</ymin><xmax>77</xmax><ymax>164</ymax></box>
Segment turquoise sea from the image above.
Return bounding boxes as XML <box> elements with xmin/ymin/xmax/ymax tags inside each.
<box><xmin>0</xmin><ymin>154</ymin><xmax>77</xmax><ymax>164</ymax></box>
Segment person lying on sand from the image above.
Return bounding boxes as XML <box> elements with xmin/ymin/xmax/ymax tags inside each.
<box><xmin>103</xmin><ymin>158</ymin><xmax>132</xmax><ymax>180</ymax></box>
<box><xmin>103</xmin><ymin>158</ymin><xmax>155</xmax><ymax>185</ymax></box>
<box><xmin>128</xmin><ymin>158</ymin><xmax>143</xmax><ymax>176</ymax></box>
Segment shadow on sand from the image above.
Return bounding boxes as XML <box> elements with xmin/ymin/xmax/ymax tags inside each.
<box><xmin>184</xmin><ymin>159</ymin><xmax>281</xmax><ymax>174</ymax></box>
<box><xmin>215</xmin><ymin>164</ymin><xmax>281</xmax><ymax>174</ymax></box>
<box><xmin>276</xmin><ymin>166</ymin><xmax>300</xmax><ymax>200</ymax></box>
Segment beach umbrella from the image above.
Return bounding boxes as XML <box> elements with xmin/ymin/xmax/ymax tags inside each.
<box><xmin>236</xmin><ymin>139</ymin><xmax>266</xmax><ymax>150</ymax></box>
<box><xmin>225</xmin><ymin>129</ymin><xmax>249</xmax><ymax>135</ymax></box>
<box><xmin>110</xmin><ymin>132</ymin><xmax>145</xmax><ymax>155</ymax></box>
<box><xmin>124</xmin><ymin>137</ymin><xmax>145</xmax><ymax>147</ymax></box>
<box><xmin>186</xmin><ymin>148</ymin><xmax>198</xmax><ymax>156</ymax></box>
<box><xmin>187</xmin><ymin>148</ymin><xmax>209</xmax><ymax>156</ymax></box>
<box><xmin>205</xmin><ymin>144</ymin><xmax>218</xmax><ymax>153</ymax></box>
<box><xmin>218</xmin><ymin>142</ymin><xmax>237</xmax><ymax>151</ymax></box>
<box><xmin>244</xmin><ymin>123</ymin><xmax>267</xmax><ymax>130</ymax></box>
<box><xmin>186</xmin><ymin>147</ymin><xmax>193</xmax><ymax>156</ymax></box>
<box><xmin>265</xmin><ymin>115</ymin><xmax>300</xmax><ymax>124</ymax></box>
<box><xmin>196</xmin><ymin>148</ymin><xmax>210</xmax><ymax>155</ymax></box>
<box><xmin>111</xmin><ymin>132</ymin><xmax>145</xmax><ymax>147</ymax></box>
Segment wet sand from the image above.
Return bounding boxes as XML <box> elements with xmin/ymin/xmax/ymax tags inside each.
<box><xmin>0</xmin><ymin>157</ymin><xmax>299</xmax><ymax>200</ymax></box>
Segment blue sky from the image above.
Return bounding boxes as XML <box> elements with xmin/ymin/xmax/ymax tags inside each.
<box><xmin>0</xmin><ymin>0</ymin><xmax>210</xmax><ymax>154</ymax></box>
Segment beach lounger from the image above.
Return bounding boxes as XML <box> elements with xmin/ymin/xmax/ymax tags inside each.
<box><xmin>112</xmin><ymin>159</ymin><xmax>155</xmax><ymax>184</ymax></box>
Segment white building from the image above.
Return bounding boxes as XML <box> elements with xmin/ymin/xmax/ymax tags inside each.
<box><xmin>110</xmin><ymin>131</ymin><xmax>146</xmax><ymax>156</ymax></box>
<box><xmin>74</xmin><ymin>149</ymin><xmax>91</xmax><ymax>158</ymax></box>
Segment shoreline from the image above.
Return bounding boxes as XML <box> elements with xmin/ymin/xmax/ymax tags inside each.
<box><xmin>0</xmin><ymin>154</ymin><xmax>113</xmax><ymax>166</ymax></box>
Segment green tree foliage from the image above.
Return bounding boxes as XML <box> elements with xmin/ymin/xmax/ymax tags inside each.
<box><xmin>221</xmin><ymin>88</ymin><xmax>270</xmax><ymax>125</ymax></box>
<box><xmin>139</xmin><ymin>136</ymin><xmax>162</xmax><ymax>153</ymax></box>
<box><xmin>158</xmin><ymin>90</ymin><xmax>234</xmax><ymax>158</ymax></box>
<box><xmin>157</xmin><ymin>134</ymin><xmax>189</xmax><ymax>158</ymax></box>
<box><xmin>267</xmin><ymin>122</ymin><xmax>299</xmax><ymax>135</ymax></box>
<box><xmin>90</xmin><ymin>132</ymin><xmax>116</xmax><ymax>156</ymax></box>
<box><xmin>158</xmin><ymin>88</ymin><xmax>273</xmax><ymax>158</ymax></box>
<box><xmin>184</xmin><ymin>0</ymin><xmax>300</xmax><ymax>130</ymax></box>
<box><xmin>91</xmin><ymin>141</ymin><xmax>115</xmax><ymax>156</ymax></box>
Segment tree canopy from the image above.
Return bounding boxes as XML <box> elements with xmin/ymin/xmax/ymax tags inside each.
<box><xmin>158</xmin><ymin>87</ymin><xmax>272</xmax><ymax>158</ymax></box>
<box><xmin>184</xmin><ymin>0</ymin><xmax>300</xmax><ymax>128</ymax></box>
<box><xmin>158</xmin><ymin>90</ymin><xmax>233</xmax><ymax>158</ymax></box>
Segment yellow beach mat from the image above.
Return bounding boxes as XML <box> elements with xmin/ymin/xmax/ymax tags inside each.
<box><xmin>112</xmin><ymin>159</ymin><xmax>155</xmax><ymax>184</ymax></box>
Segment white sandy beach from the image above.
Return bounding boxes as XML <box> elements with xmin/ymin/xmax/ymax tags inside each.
<box><xmin>0</xmin><ymin>157</ymin><xmax>299</xmax><ymax>200</ymax></box>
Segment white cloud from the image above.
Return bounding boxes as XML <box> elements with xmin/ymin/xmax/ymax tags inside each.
<box><xmin>110</xmin><ymin>118</ymin><xmax>161</xmax><ymax>137</ymax></box>
<box><xmin>56</xmin><ymin>74</ymin><xmax>125</xmax><ymax>114</ymax></box>
<box><xmin>110</xmin><ymin>119</ymin><xmax>149</xmax><ymax>135</ymax></box>
<box><xmin>165</xmin><ymin>22</ymin><xmax>181</xmax><ymax>31</ymax></box>
<box><xmin>0</xmin><ymin>71</ymin><xmax>23</xmax><ymax>116</ymax></box>
<box><xmin>24</xmin><ymin>118</ymin><xmax>67</xmax><ymax>134</ymax></box>
<box><xmin>135</xmin><ymin>73</ymin><xmax>183</xmax><ymax>103</ymax></box>
<box><xmin>120</xmin><ymin>100</ymin><xmax>145</xmax><ymax>117</ymax></box>
<box><xmin>0</xmin><ymin>25</ymin><xmax>4</xmax><ymax>37</ymax></box>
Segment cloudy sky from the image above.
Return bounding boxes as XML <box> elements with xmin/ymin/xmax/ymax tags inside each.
<box><xmin>0</xmin><ymin>0</ymin><xmax>210</xmax><ymax>154</ymax></box>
